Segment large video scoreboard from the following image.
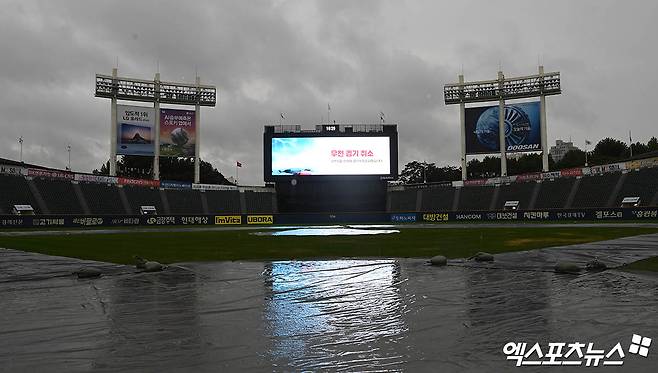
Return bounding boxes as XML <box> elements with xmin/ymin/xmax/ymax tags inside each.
<box><xmin>264</xmin><ymin>125</ymin><xmax>398</xmax><ymax>182</ymax></box>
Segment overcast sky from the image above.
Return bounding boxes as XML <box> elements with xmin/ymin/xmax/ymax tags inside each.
<box><xmin>1</xmin><ymin>0</ymin><xmax>657</xmax><ymax>184</ymax></box>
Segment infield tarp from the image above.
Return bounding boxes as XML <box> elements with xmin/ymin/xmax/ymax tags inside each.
<box><xmin>1</xmin><ymin>234</ymin><xmax>657</xmax><ymax>371</ymax></box>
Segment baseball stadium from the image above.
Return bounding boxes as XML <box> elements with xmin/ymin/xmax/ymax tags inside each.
<box><xmin>1</xmin><ymin>63</ymin><xmax>657</xmax><ymax>371</ymax></box>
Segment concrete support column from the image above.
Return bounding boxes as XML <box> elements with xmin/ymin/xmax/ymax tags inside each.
<box><xmin>153</xmin><ymin>72</ymin><xmax>161</xmax><ymax>180</ymax></box>
<box><xmin>194</xmin><ymin>76</ymin><xmax>201</xmax><ymax>183</ymax></box>
<box><xmin>498</xmin><ymin>71</ymin><xmax>507</xmax><ymax>177</ymax></box>
<box><xmin>539</xmin><ymin>65</ymin><xmax>549</xmax><ymax>172</ymax></box>
<box><xmin>110</xmin><ymin>68</ymin><xmax>118</xmax><ymax>176</ymax></box>
<box><xmin>459</xmin><ymin>74</ymin><xmax>467</xmax><ymax>181</ymax></box>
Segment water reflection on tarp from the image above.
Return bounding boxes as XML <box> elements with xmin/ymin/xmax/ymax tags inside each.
<box><xmin>262</xmin><ymin>260</ymin><xmax>409</xmax><ymax>371</ymax></box>
<box><xmin>261</xmin><ymin>228</ymin><xmax>400</xmax><ymax>236</ymax></box>
<box><xmin>2</xmin><ymin>233</ymin><xmax>658</xmax><ymax>371</ymax></box>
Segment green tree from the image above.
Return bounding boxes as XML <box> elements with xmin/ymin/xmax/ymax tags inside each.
<box><xmin>590</xmin><ymin>138</ymin><xmax>629</xmax><ymax>165</ymax></box>
<box><xmin>647</xmin><ymin>137</ymin><xmax>658</xmax><ymax>152</ymax></box>
<box><xmin>398</xmin><ymin>161</ymin><xmax>460</xmax><ymax>184</ymax></box>
<box><xmin>554</xmin><ymin>149</ymin><xmax>586</xmax><ymax>169</ymax></box>
<box><xmin>93</xmin><ymin>157</ymin><xmax>233</xmax><ymax>185</ymax></box>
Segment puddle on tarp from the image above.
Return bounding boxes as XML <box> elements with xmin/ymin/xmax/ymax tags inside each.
<box><xmin>254</xmin><ymin>227</ymin><xmax>400</xmax><ymax>236</ymax></box>
<box><xmin>1</xmin><ymin>234</ymin><xmax>658</xmax><ymax>372</ymax></box>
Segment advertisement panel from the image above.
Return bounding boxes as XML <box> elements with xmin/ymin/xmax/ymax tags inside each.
<box><xmin>516</xmin><ymin>172</ymin><xmax>542</xmax><ymax>182</ymax></box>
<box><xmin>160</xmin><ymin>180</ymin><xmax>192</xmax><ymax>189</ymax></box>
<box><xmin>215</xmin><ymin>215</ymin><xmax>242</xmax><ymax>225</ymax></box>
<box><xmin>0</xmin><ymin>164</ymin><xmax>24</xmax><ymax>176</ymax></box>
<box><xmin>560</xmin><ymin>168</ymin><xmax>583</xmax><ymax>177</ymax></box>
<box><xmin>117</xmin><ymin>105</ymin><xmax>155</xmax><ymax>156</ymax></box>
<box><xmin>192</xmin><ymin>183</ymin><xmax>238</xmax><ymax>191</ymax></box>
<box><xmin>391</xmin><ymin>213</ymin><xmax>417</xmax><ymax>223</ymax></box>
<box><xmin>247</xmin><ymin>215</ymin><xmax>274</xmax><ymax>224</ymax></box>
<box><xmin>271</xmin><ymin>136</ymin><xmax>390</xmax><ymax>176</ymax></box>
<box><xmin>160</xmin><ymin>109</ymin><xmax>196</xmax><ymax>157</ymax></box>
<box><xmin>74</xmin><ymin>173</ymin><xmax>118</xmax><ymax>184</ymax></box>
<box><xmin>118</xmin><ymin>177</ymin><xmax>160</xmax><ymax>188</ymax></box>
<box><xmin>27</xmin><ymin>168</ymin><xmax>74</xmax><ymax>180</ymax></box>
<box><xmin>465</xmin><ymin>102</ymin><xmax>541</xmax><ymax>154</ymax></box>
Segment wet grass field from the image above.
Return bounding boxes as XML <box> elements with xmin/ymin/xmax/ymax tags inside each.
<box><xmin>0</xmin><ymin>226</ymin><xmax>657</xmax><ymax>266</ymax></box>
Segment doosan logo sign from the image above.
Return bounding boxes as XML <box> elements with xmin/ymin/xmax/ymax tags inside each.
<box><xmin>507</xmin><ymin>144</ymin><xmax>540</xmax><ymax>151</ymax></box>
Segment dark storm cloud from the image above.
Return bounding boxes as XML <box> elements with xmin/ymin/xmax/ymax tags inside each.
<box><xmin>1</xmin><ymin>0</ymin><xmax>657</xmax><ymax>184</ymax></box>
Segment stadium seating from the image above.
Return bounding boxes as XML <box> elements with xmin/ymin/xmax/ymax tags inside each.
<box><xmin>389</xmin><ymin>190</ymin><xmax>417</xmax><ymax>212</ymax></box>
<box><xmin>457</xmin><ymin>186</ymin><xmax>495</xmax><ymax>211</ymax></box>
<box><xmin>0</xmin><ymin>174</ymin><xmax>40</xmax><ymax>214</ymax></box>
<box><xmin>495</xmin><ymin>182</ymin><xmax>537</xmax><ymax>210</ymax></box>
<box><xmin>33</xmin><ymin>178</ymin><xmax>84</xmax><ymax>214</ymax></box>
<box><xmin>166</xmin><ymin>189</ymin><xmax>204</xmax><ymax>214</ymax></box>
<box><xmin>420</xmin><ymin>186</ymin><xmax>455</xmax><ymax>211</ymax></box>
<box><xmin>205</xmin><ymin>190</ymin><xmax>242</xmax><ymax>214</ymax></box>
<box><xmin>244</xmin><ymin>191</ymin><xmax>275</xmax><ymax>214</ymax></box>
<box><xmin>615</xmin><ymin>168</ymin><xmax>658</xmax><ymax>206</ymax></box>
<box><xmin>121</xmin><ymin>185</ymin><xmax>165</xmax><ymax>215</ymax></box>
<box><xmin>533</xmin><ymin>178</ymin><xmax>575</xmax><ymax>209</ymax></box>
<box><xmin>1</xmin><ymin>166</ymin><xmax>656</xmax><ymax>217</ymax></box>
<box><xmin>571</xmin><ymin>172</ymin><xmax>621</xmax><ymax>208</ymax></box>
<box><xmin>79</xmin><ymin>182</ymin><xmax>126</xmax><ymax>215</ymax></box>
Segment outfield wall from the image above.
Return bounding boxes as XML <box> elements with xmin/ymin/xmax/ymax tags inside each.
<box><xmin>0</xmin><ymin>207</ymin><xmax>656</xmax><ymax>229</ymax></box>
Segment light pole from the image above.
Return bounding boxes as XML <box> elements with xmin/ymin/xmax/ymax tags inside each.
<box><xmin>67</xmin><ymin>144</ymin><xmax>71</xmax><ymax>171</ymax></box>
<box><xmin>18</xmin><ymin>137</ymin><xmax>24</xmax><ymax>162</ymax></box>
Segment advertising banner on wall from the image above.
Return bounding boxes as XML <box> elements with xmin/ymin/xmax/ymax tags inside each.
<box><xmin>160</xmin><ymin>109</ymin><xmax>196</xmax><ymax>157</ymax></box>
<box><xmin>465</xmin><ymin>102</ymin><xmax>541</xmax><ymax>154</ymax></box>
<box><xmin>271</xmin><ymin>136</ymin><xmax>391</xmax><ymax>176</ymax></box>
<box><xmin>116</xmin><ymin>105</ymin><xmax>155</xmax><ymax>156</ymax></box>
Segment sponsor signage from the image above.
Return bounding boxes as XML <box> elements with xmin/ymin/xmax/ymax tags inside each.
<box><xmin>516</xmin><ymin>172</ymin><xmax>542</xmax><ymax>182</ymax></box>
<box><xmin>192</xmin><ymin>183</ymin><xmax>238</xmax><ymax>191</ymax></box>
<box><xmin>160</xmin><ymin>180</ymin><xmax>192</xmax><ymax>189</ymax></box>
<box><xmin>560</xmin><ymin>168</ymin><xmax>583</xmax><ymax>177</ymax></box>
<box><xmin>117</xmin><ymin>105</ymin><xmax>155</xmax><ymax>156</ymax></box>
<box><xmin>27</xmin><ymin>168</ymin><xmax>74</xmax><ymax>180</ymax></box>
<box><xmin>0</xmin><ymin>165</ymin><xmax>24</xmax><ymax>176</ymax></box>
<box><xmin>118</xmin><ymin>177</ymin><xmax>160</xmax><ymax>188</ymax></box>
<box><xmin>1</xmin><ymin>208</ymin><xmax>658</xmax><ymax>229</ymax></box>
<box><xmin>74</xmin><ymin>173</ymin><xmax>118</xmax><ymax>184</ymax></box>
<box><xmin>626</xmin><ymin>156</ymin><xmax>658</xmax><ymax>170</ymax></box>
<box><xmin>422</xmin><ymin>213</ymin><xmax>449</xmax><ymax>222</ymax></box>
<box><xmin>160</xmin><ymin>108</ymin><xmax>196</xmax><ymax>157</ymax></box>
<box><xmin>215</xmin><ymin>215</ymin><xmax>242</xmax><ymax>225</ymax></box>
<box><xmin>391</xmin><ymin>213</ymin><xmax>417</xmax><ymax>223</ymax></box>
<box><xmin>464</xmin><ymin>179</ymin><xmax>487</xmax><ymax>186</ymax></box>
<box><xmin>465</xmin><ymin>102</ymin><xmax>541</xmax><ymax>154</ymax></box>
<box><xmin>247</xmin><ymin>215</ymin><xmax>274</xmax><ymax>224</ymax></box>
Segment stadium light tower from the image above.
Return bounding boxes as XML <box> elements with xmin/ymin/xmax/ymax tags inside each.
<box><xmin>95</xmin><ymin>68</ymin><xmax>217</xmax><ymax>182</ymax></box>
<box><xmin>444</xmin><ymin>66</ymin><xmax>561</xmax><ymax>180</ymax></box>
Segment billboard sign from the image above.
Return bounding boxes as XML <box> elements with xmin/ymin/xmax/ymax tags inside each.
<box><xmin>465</xmin><ymin>102</ymin><xmax>541</xmax><ymax>154</ymax></box>
<box><xmin>270</xmin><ymin>136</ymin><xmax>391</xmax><ymax>176</ymax></box>
<box><xmin>117</xmin><ymin>105</ymin><xmax>155</xmax><ymax>156</ymax></box>
<box><xmin>160</xmin><ymin>109</ymin><xmax>196</xmax><ymax>157</ymax></box>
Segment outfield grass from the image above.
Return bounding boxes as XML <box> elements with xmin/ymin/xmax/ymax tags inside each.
<box><xmin>621</xmin><ymin>256</ymin><xmax>658</xmax><ymax>273</ymax></box>
<box><xmin>0</xmin><ymin>226</ymin><xmax>657</xmax><ymax>265</ymax></box>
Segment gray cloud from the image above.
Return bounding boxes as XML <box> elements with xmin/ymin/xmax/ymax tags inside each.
<box><xmin>1</xmin><ymin>0</ymin><xmax>657</xmax><ymax>184</ymax></box>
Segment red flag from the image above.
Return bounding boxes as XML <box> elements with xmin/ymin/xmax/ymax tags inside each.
<box><xmin>236</xmin><ymin>161</ymin><xmax>242</xmax><ymax>168</ymax></box>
